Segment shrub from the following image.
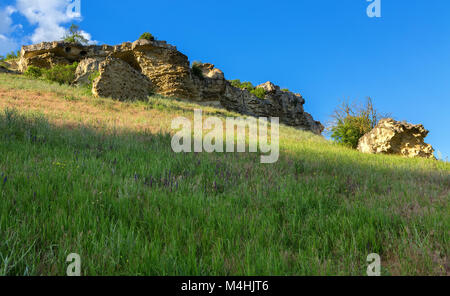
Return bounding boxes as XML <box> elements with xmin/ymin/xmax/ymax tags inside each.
<box><xmin>139</xmin><ymin>32</ymin><xmax>155</xmax><ymax>41</ymax></box>
<box><xmin>4</xmin><ymin>51</ymin><xmax>18</xmax><ymax>61</ymax></box>
<box><xmin>229</xmin><ymin>79</ymin><xmax>266</xmax><ymax>99</ymax></box>
<box><xmin>281</xmin><ymin>88</ymin><xmax>290</xmax><ymax>92</ymax></box>
<box><xmin>191</xmin><ymin>61</ymin><xmax>204</xmax><ymax>79</ymax></box>
<box><xmin>24</xmin><ymin>66</ymin><xmax>43</xmax><ymax>78</ymax></box>
<box><xmin>328</xmin><ymin>97</ymin><xmax>384</xmax><ymax>149</ymax></box>
<box><xmin>230</xmin><ymin>79</ymin><xmax>253</xmax><ymax>90</ymax></box>
<box><xmin>42</xmin><ymin>62</ymin><xmax>79</xmax><ymax>85</ymax></box>
<box><xmin>250</xmin><ymin>88</ymin><xmax>266</xmax><ymax>99</ymax></box>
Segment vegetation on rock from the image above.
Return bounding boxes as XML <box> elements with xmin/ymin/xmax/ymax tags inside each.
<box><xmin>191</xmin><ymin>61</ymin><xmax>204</xmax><ymax>79</ymax></box>
<box><xmin>63</xmin><ymin>24</ymin><xmax>89</xmax><ymax>45</ymax></box>
<box><xmin>229</xmin><ymin>79</ymin><xmax>267</xmax><ymax>99</ymax></box>
<box><xmin>139</xmin><ymin>32</ymin><xmax>155</xmax><ymax>41</ymax></box>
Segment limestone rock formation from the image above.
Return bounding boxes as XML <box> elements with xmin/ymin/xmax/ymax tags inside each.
<box><xmin>18</xmin><ymin>40</ymin><xmax>324</xmax><ymax>134</ymax></box>
<box><xmin>192</xmin><ymin>63</ymin><xmax>226</xmax><ymax>102</ymax></box>
<box><xmin>18</xmin><ymin>41</ymin><xmax>112</xmax><ymax>72</ymax></box>
<box><xmin>73</xmin><ymin>57</ymin><xmax>105</xmax><ymax>85</ymax></box>
<box><xmin>357</xmin><ymin>118</ymin><xmax>435</xmax><ymax>159</ymax></box>
<box><xmin>221</xmin><ymin>81</ymin><xmax>324</xmax><ymax>134</ymax></box>
<box><xmin>190</xmin><ymin>63</ymin><xmax>323</xmax><ymax>134</ymax></box>
<box><xmin>92</xmin><ymin>57</ymin><xmax>153</xmax><ymax>101</ymax></box>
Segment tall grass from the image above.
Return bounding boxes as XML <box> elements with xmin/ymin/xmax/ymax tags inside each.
<box><xmin>0</xmin><ymin>73</ymin><xmax>448</xmax><ymax>275</ymax></box>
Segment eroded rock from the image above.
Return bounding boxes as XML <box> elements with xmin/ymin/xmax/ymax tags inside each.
<box><xmin>92</xmin><ymin>57</ymin><xmax>153</xmax><ymax>101</ymax></box>
<box><xmin>357</xmin><ymin>118</ymin><xmax>435</xmax><ymax>159</ymax></box>
<box><xmin>73</xmin><ymin>57</ymin><xmax>105</xmax><ymax>85</ymax></box>
<box><xmin>192</xmin><ymin>63</ymin><xmax>226</xmax><ymax>101</ymax></box>
<box><xmin>18</xmin><ymin>41</ymin><xmax>112</xmax><ymax>72</ymax></box>
<box><xmin>18</xmin><ymin>41</ymin><xmax>324</xmax><ymax>134</ymax></box>
<box><xmin>221</xmin><ymin>81</ymin><xmax>324</xmax><ymax>135</ymax></box>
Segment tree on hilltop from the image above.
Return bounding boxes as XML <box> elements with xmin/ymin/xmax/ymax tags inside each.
<box><xmin>139</xmin><ymin>32</ymin><xmax>155</xmax><ymax>41</ymax></box>
<box><xmin>63</xmin><ymin>24</ymin><xmax>89</xmax><ymax>45</ymax></box>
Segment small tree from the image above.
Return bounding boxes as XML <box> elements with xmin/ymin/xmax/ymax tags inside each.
<box><xmin>5</xmin><ymin>51</ymin><xmax>18</xmax><ymax>61</ymax></box>
<box><xmin>139</xmin><ymin>32</ymin><xmax>155</xmax><ymax>41</ymax></box>
<box><xmin>63</xmin><ymin>24</ymin><xmax>89</xmax><ymax>45</ymax></box>
<box><xmin>328</xmin><ymin>97</ymin><xmax>385</xmax><ymax>149</ymax></box>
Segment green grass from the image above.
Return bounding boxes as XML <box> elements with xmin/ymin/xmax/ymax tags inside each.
<box><xmin>0</xmin><ymin>73</ymin><xmax>449</xmax><ymax>276</ymax></box>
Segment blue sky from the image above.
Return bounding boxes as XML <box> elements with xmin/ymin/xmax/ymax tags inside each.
<box><xmin>1</xmin><ymin>0</ymin><xmax>449</xmax><ymax>159</ymax></box>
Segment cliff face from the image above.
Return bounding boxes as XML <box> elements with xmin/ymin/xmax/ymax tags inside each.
<box><xmin>18</xmin><ymin>39</ymin><xmax>324</xmax><ymax>135</ymax></box>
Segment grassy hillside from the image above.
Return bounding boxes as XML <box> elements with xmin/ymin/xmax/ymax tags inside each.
<box><xmin>0</xmin><ymin>73</ymin><xmax>448</xmax><ymax>276</ymax></box>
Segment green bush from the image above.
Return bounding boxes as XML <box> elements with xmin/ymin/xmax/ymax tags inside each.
<box><xmin>329</xmin><ymin>98</ymin><xmax>384</xmax><ymax>149</ymax></box>
<box><xmin>281</xmin><ymin>88</ymin><xmax>290</xmax><ymax>92</ymax></box>
<box><xmin>42</xmin><ymin>63</ymin><xmax>78</xmax><ymax>85</ymax></box>
<box><xmin>229</xmin><ymin>79</ymin><xmax>266</xmax><ymax>99</ymax></box>
<box><xmin>5</xmin><ymin>51</ymin><xmax>18</xmax><ymax>61</ymax></box>
<box><xmin>230</xmin><ymin>79</ymin><xmax>253</xmax><ymax>90</ymax></box>
<box><xmin>24</xmin><ymin>66</ymin><xmax>43</xmax><ymax>78</ymax></box>
<box><xmin>191</xmin><ymin>61</ymin><xmax>204</xmax><ymax>79</ymax></box>
<box><xmin>139</xmin><ymin>32</ymin><xmax>155</xmax><ymax>41</ymax></box>
<box><xmin>250</xmin><ymin>88</ymin><xmax>266</xmax><ymax>99</ymax></box>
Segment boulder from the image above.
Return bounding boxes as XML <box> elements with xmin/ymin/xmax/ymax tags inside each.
<box><xmin>357</xmin><ymin>118</ymin><xmax>435</xmax><ymax>159</ymax></box>
<box><xmin>92</xmin><ymin>57</ymin><xmax>153</xmax><ymax>101</ymax></box>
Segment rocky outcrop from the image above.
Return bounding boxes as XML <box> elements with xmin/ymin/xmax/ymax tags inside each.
<box><xmin>18</xmin><ymin>41</ymin><xmax>112</xmax><ymax>72</ymax></box>
<box><xmin>73</xmin><ymin>57</ymin><xmax>105</xmax><ymax>85</ymax></box>
<box><xmin>129</xmin><ymin>39</ymin><xmax>198</xmax><ymax>99</ymax></box>
<box><xmin>191</xmin><ymin>64</ymin><xmax>323</xmax><ymax>134</ymax></box>
<box><xmin>18</xmin><ymin>40</ymin><xmax>324</xmax><ymax>134</ymax></box>
<box><xmin>357</xmin><ymin>118</ymin><xmax>435</xmax><ymax>159</ymax></box>
<box><xmin>92</xmin><ymin>57</ymin><xmax>153</xmax><ymax>101</ymax></box>
<box><xmin>192</xmin><ymin>63</ymin><xmax>227</xmax><ymax>101</ymax></box>
<box><xmin>219</xmin><ymin>81</ymin><xmax>323</xmax><ymax>134</ymax></box>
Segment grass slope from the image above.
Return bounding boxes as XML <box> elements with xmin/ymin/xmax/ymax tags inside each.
<box><xmin>0</xmin><ymin>73</ymin><xmax>449</xmax><ymax>276</ymax></box>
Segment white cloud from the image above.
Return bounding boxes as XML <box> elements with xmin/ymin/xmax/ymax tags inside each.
<box><xmin>0</xmin><ymin>1</ymin><xmax>94</xmax><ymax>55</ymax></box>
<box><xmin>14</xmin><ymin>0</ymin><xmax>93</xmax><ymax>44</ymax></box>
<box><xmin>0</xmin><ymin>6</ymin><xmax>19</xmax><ymax>55</ymax></box>
<box><xmin>0</xmin><ymin>6</ymin><xmax>15</xmax><ymax>35</ymax></box>
<box><xmin>16</xmin><ymin>0</ymin><xmax>81</xmax><ymax>43</ymax></box>
<box><xmin>0</xmin><ymin>34</ymin><xmax>18</xmax><ymax>54</ymax></box>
